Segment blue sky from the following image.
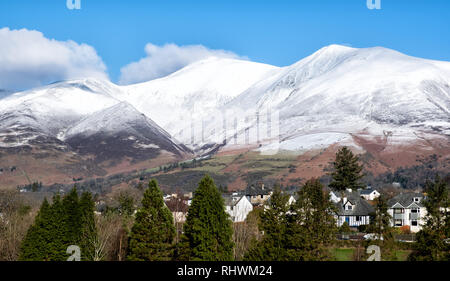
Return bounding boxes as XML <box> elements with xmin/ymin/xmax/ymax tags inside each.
<box><xmin>1</xmin><ymin>0</ymin><xmax>449</xmax><ymax>87</ymax></box>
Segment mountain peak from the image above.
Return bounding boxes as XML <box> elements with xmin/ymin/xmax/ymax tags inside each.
<box><xmin>318</xmin><ymin>44</ymin><xmax>356</xmax><ymax>52</ymax></box>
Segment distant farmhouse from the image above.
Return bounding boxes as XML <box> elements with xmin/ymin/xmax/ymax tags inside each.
<box><xmin>388</xmin><ymin>193</ymin><xmax>427</xmax><ymax>233</ymax></box>
<box><xmin>360</xmin><ymin>188</ymin><xmax>380</xmax><ymax>201</ymax></box>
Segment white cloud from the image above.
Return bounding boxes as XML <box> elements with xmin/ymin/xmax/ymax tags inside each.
<box><xmin>119</xmin><ymin>43</ymin><xmax>244</xmax><ymax>85</ymax></box>
<box><xmin>0</xmin><ymin>27</ymin><xmax>108</xmax><ymax>91</ymax></box>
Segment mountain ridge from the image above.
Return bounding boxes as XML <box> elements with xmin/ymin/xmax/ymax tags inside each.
<box><xmin>0</xmin><ymin>45</ymin><xmax>449</xmax><ymax>188</ymax></box>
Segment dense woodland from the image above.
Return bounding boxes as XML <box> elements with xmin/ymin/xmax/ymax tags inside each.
<box><xmin>0</xmin><ymin>147</ymin><xmax>449</xmax><ymax>261</ymax></box>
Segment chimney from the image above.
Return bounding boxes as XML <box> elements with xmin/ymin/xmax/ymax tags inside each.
<box><xmin>342</xmin><ymin>197</ymin><xmax>348</xmax><ymax>205</ymax></box>
<box><xmin>261</xmin><ymin>183</ymin><xmax>265</xmax><ymax>190</ymax></box>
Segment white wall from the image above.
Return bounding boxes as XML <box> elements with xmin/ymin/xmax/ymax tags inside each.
<box><xmin>226</xmin><ymin>196</ymin><xmax>253</xmax><ymax>222</ymax></box>
<box><xmin>336</xmin><ymin>215</ymin><xmax>370</xmax><ymax>227</ymax></box>
<box><xmin>388</xmin><ymin>207</ymin><xmax>427</xmax><ymax>233</ymax></box>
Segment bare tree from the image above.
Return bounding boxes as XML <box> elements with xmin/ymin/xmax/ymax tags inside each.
<box><xmin>232</xmin><ymin>208</ymin><xmax>262</xmax><ymax>260</ymax></box>
<box><xmin>0</xmin><ymin>190</ymin><xmax>37</xmax><ymax>261</ymax></box>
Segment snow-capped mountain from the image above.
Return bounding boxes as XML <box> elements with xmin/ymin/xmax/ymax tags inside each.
<box><xmin>195</xmin><ymin>45</ymin><xmax>450</xmax><ymax>152</ymax></box>
<box><xmin>0</xmin><ymin>44</ymin><xmax>449</xmax><ymax>187</ymax></box>
<box><xmin>119</xmin><ymin>57</ymin><xmax>278</xmax><ymax>135</ymax></box>
<box><xmin>64</xmin><ymin>102</ymin><xmax>190</xmax><ymax>162</ymax></box>
<box><xmin>0</xmin><ymin>78</ymin><xmax>121</xmax><ymax>136</ymax></box>
<box><xmin>0</xmin><ymin>79</ymin><xmax>191</xmax><ymax>167</ymax></box>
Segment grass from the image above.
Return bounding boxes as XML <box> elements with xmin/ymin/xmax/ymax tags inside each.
<box><xmin>395</xmin><ymin>250</ymin><xmax>411</xmax><ymax>261</ymax></box>
<box><xmin>332</xmin><ymin>248</ymin><xmax>355</xmax><ymax>261</ymax></box>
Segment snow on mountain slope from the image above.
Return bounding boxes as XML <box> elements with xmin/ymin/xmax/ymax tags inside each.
<box><xmin>0</xmin><ymin>78</ymin><xmax>122</xmax><ymax>136</ymax></box>
<box><xmin>1</xmin><ymin>45</ymin><xmax>448</xmax><ymax>156</ymax></box>
<box><xmin>64</xmin><ymin>102</ymin><xmax>191</xmax><ymax>161</ymax></box>
<box><xmin>197</xmin><ymin>45</ymin><xmax>450</xmax><ymax>152</ymax></box>
<box><xmin>119</xmin><ymin>57</ymin><xmax>278</xmax><ymax>135</ymax></box>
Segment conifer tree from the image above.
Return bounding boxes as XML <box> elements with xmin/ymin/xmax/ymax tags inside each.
<box><xmin>287</xmin><ymin>179</ymin><xmax>337</xmax><ymax>261</ymax></box>
<box><xmin>127</xmin><ymin>179</ymin><xmax>176</xmax><ymax>261</ymax></box>
<box><xmin>50</xmin><ymin>193</ymin><xmax>70</xmax><ymax>261</ymax></box>
<box><xmin>19</xmin><ymin>194</ymin><xmax>67</xmax><ymax>261</ymax></box>
<box><xmin>329</xmin><ymin>147</ymin><xmax>364</xmax><ymax>194</ymax></box>
<box><xmin>79</xmin><ymin>192</ymin><xmax>97</xmax><ymax>260</ymax></box>
<box><xmin>409</xmin><ymin>176</ymin><xmax>449</xmax><ymax>261</ymax></box>
<box><xmin>62</xmin><ymin>187</ymin><xmax>82</xmax><ymax>246</ymax></box>
<box><xmin>182</xmin><ymin>175</ymin><xmax>233</xmax><ymax>261</ymax></box>
<box><xmin>368</xmin><ymin>195</ymin><xmax>396</xmax><ymax>260</ymax></box>
<box><xmin>19</xmin><ymin>187</ymin><xmax>98</xmax><ymax>261</ymax></box>
<box><xmin>244</xmin><ymin>188</ymin><xmax>290</xmax><ymax>261</ymax></box>
<box><xmin>19</xmin><ymin>198</ymin><xmax>52</xmax><ymax>261</ymax></box>
<box><xmin>368</xmin><ymin>195</ymin><xmax>392</xmax><ymax>240</ymax></box>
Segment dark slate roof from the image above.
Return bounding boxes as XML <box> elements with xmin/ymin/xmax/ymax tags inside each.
<box><xmin>360</xmin><ymin>189</ymin><xmax>378</xmax><ymax>195</ymax></box>
<box><xmin>223</xmin><ymin>194</ymin><xmax>246</xmax><ymax>207</ymax></box>
<box><xmin>387</xmin><ymin>193</ymin><xmax>425</xmax><ymax>208</ymax></box>
<box><xmin>334</xmin><ymin>191</ymin><xmax>375</xmax><ymax>216</ymax></box>
<box><xmin>245</xmin><ymin>185</ymin><xmax>271</xmax><ymax>196</ymax></box>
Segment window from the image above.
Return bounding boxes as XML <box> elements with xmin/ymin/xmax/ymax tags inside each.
<box><xmin>411</xmin><ymin>208</ymin><xmax>419</xmax><ymax>213</ymax></box>
<box><xmin>260</xmin><ymin>195</ymin><xmax>264</xmax><ymax>199</ymax></box>
<box><xmin>413</xmin><ymin>197</ymin><xmax>420</xmax><ymax>202</ymax></box>
<box><xmin>347</xmin><ymin>205</ymin><xmax>353</xmax><ymax>210</ymax></box>
<box><xmin>394</xmin><ymin>208</ymin><xmax>404</xmax><ymax>214</ymax></box>
<box><xmin>395</xmin><ymin>219</ymin><xmax>403</xmax><ymax>226</ymax></box>
<box><xmin>356</xmin><ymin>216</ymin><xmax>361</xmax><ymax>222</ymax></box>
<box><xmin>411</xmin><ymin>220</ymin><xmax>418</xmax><ymax>226</ymax></box>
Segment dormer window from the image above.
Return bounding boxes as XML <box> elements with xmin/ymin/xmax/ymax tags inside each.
<box><xmin>346</xmin><ymin>205</ymin><xmax>353</xmax><ymax>210</ymax></box>
<box><xmin>413</xmin><ymin>197</ymin><xmax>420</xmax><ymax>203</ymax></box>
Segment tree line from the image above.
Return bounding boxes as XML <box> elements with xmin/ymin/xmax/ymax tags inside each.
<box><xmin>6</xmin><ymin>147</ymin><xmax>450</xmax><ymax>261</ymax></box>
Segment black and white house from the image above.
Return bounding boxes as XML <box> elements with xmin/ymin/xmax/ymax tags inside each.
<box><xmin>331</xmin><ymin>190</ymin><xmax>375</xmax><ymax>228</ymax></box>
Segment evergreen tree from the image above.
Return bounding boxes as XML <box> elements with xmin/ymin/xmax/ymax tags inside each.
<box><xmin>50</xmin><ymin>193</ymin><xmax>70</xmax><ymax>261</ymax></box>
<box><xmin>368</xmin><ymin>195</ymin><xmax>393</xmax><ymax>239</ymax></box>
<box><xmin>19</xmin><ymin>187</ymin><xmax>98</xmax><ymax>261</ymax></box>
<box><xmin>19</xmin><ymin>198</ymin><xmax>52</xmax><ymax>261</ymax></box>
<box><xmin>182</xmin><ymin>175</ymin><xmax>233</xmax><ymax>261</ymax></box>
<box><xmin>329</xmin><ymin>147</ymin><xmax>364</xmax><ymax>194</ymax></box>
<box><xmin>368</xmin><ymin>195</ymin><xmax>396</xmax><ymax>260</ymax></box>
<box><xmin>127</xmin><ymin>179</ymin><xmax>176</xmax><ymax>261</ymax></box>
<box><xmin>409</xmin><ymin>176</ymin><xmax>449</xmax><ymax>261</ymax></box>
<box><xmin>62</xmin><ymin>187</ymin><xmax>82</xmax><ymax>246</ymax></box>
<box><xmin>287</xmin><ymin>179</ymin><xmax>337</xmax><ymax>261</ymax></box>
<box><xmin>244</xmin><ymin>188</ymin><xmax>290</xmax><ymax>261</ymax></box>
<box><xmin>79</xmin><ymin>192</ymin><xmax>97</xmax><ymax>260</ymax></box>
<box><xmin>19</xmin><ymin>194</ymin><xmax>67</xmax><ymax>261</ymax></box>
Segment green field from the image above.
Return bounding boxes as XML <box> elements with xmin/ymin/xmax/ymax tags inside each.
<box><xmin>332</xmin><ymin>248</ymin><xmax>355</xmax><ymax>261</ymax></box>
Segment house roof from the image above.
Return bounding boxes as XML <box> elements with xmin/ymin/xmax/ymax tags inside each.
<box><xmin>245</xmin><ymin>185</ymin><xmax>271</xmax><ymax>196</ymax></box>
<box><xmin>360</xmin><ymin>189</ymin><xmax>378</xmax><ymax>195</ymax></box>
<box><xmin>223</xmin><ymin>194</ymin><xmax>248</xmax><ymax>207</ymax></box>
<box><xmin>334</xmin><ymin>191</ymin><xmax>375</xmax><ymax>216</ymax></box>
<box><xmin>387</xmin><ymin>193</ymin><xmax>425</xmax><ymax>208</ymax></box>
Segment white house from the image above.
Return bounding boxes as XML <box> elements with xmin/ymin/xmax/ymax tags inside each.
<box><xmin>360</xmin><ymin>188</ymin><xmax>380</xmax><ymax>201</ymax></box>
<box><xmin>387</xmin><ymin>193</ymin><xmax>427</xmax><ymax>233</ymax></box>
<box><xmin>287</xmin><ymin>195</ymin><xmax>296</xmax><ymax>205</ymax></box>
<box><xmin>224</xmin><ymin>194</ymin><xmax>253</xmax><ymax>222</ymax></box>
